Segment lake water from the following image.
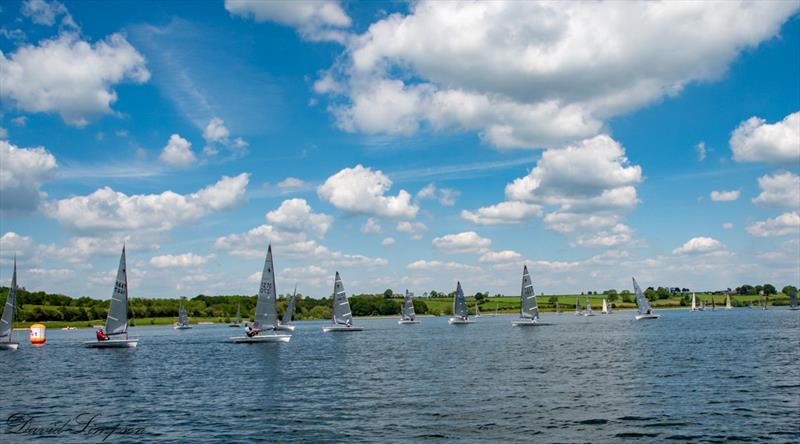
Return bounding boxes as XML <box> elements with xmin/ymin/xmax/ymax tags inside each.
<box><xmin>2</xmin><ymin>308</ymin><xmax>798</xmax><ymax>443</ymax></box>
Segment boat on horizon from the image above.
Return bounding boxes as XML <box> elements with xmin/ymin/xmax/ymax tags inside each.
<box><xmin>174</xmin><ymin>302</ymin><xmax>192</xmax><ymax>329</ymax></box>
<box><xmin>575</xmin><ymin>297</ymin><xmax>582</xmax><ymax>316</ymax></box>
<box><xmin>475</xmin><ymin>301</ymin><xmax>481</xmax><ymax>318</ymax></box>
<box><xmin>85</xmin><ymin>247</ymin><xmax>138</xmax><ymax>348</ymax></box>
<box><xmin>512</xmin><ymin>265</ymin><xmax>540</xmax><ymax>327</ymax></box>
<box><xmin>231</xmin><ymin>245</ymin><xmax>292</xmax><ymax>343</ymax></box>
<box><xmin>690</xmin><ymin>292</ymin><xmax>699</xmax><ymax>312</ymax></box>
<box><xmin>584</xmin><ymin>295</ymin><xmax>595</xmax><ymax>317</ymax></box>
<box><xmin>0</xmin><ymin>258</ymin><xmax>20</xmax><ymax>351</ymax></box>
<box><xmin>601</xmin><ymin>298</ymin><xmax>609</xmax><ymax>315</ymax></box>
<box><xmin>276</xmin><ymin>286</ymin><xmax>297</xmax><ymax>332</ymax></box>
<box><xmin>398</xmin><ymin>290</ymin><xmax>420</xmax><ymax>325</ymax></box>
<box><xmin>725</xmin><ymin>292</ymin><xmax>732</xmax><ymax>310</ymax></box>
<box><xmin>789</xmin><ymin>289</ymin><xmax>799</xmax><ymax>311</ymax></box>
<box><xmin>323</xmin><ymin>272</ymin><xmax>363</xmax><ymax>332</ymax></box>
<box><xmin>229</xmin><ymin>302</ymin><xmax>242</xmax><ymax>327</ymax></box>
<box><xmin>632</xmin><ymin>277</ymin><xmax>660</xmax><ymax>320</ymax></box>
<box><xmin>448</xmin><ymin>282</ymin><xmax>473</xmax><ymax>325</ymax></box>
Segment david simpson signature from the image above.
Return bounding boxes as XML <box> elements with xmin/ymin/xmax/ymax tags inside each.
<box><xmin>6</xmin><ymin>412</ymin><xmax>146</xmax><ymax>441</ymax></box>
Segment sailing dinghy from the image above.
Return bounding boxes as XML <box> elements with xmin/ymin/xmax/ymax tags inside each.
<box><xmin>725</xmin><ymin>292</ymin><xmax>732</xmax><ymax>310</ymax></box>
<box><xmin>0</xmin><ymin>258</ymin><xmax>20</xmax><ymax>351</ymax></box>
<box><xmin>789</xmin><ymin>289</ymin><xmax>799</xmax><ymax>311</ymax></box>
<box><xmin>276</xmin><ymin>287</ymin><xmax>297</xmax><ymax>332</ymax></box>
<box><xmin>448</xmin><ymin>282</ymin><xmax>473</xmax><ymax>324</ymax></box>
<box><xmin>584</xmin><ymin>296</ymin><xmax>595</xmax><ymax>316</ymax></box>
<box><xmin>398</xmin><ymin>290</ymin><xmax>420</xmax><ymax>324</ymax></box>
<box><xmin>601</xmin><ymin>298</ymin><xmax>609</xmax><ymax>315</ymax></box>
<box><xmin>85</xmin><ymin>247</ymin><xmax>138</xmax><ymax>348</ymax></box>
<box><xmin>231</xmin><ymin>245</ymin><xmax>292</xmax><ymax>343</ymax></box>
<box><xmin>475</xmin><ymin>302</ymin><xmax>481</xmax><ymax>317</ymax></box>
<box><xmin>174</xmin><ymin>302</ymin><xmax>192</xmax><ymax>329</ymax></box>
<box><xmin>575</xmin><ymin>297</ymin><xmax>582</xmax><ymax>316</ymax></box>
<box><xmin>632</xmin><ymin>277</ymin><xmax>660</xmax><ymax>320</ymax></box>
<box><xmin>512</xmin><ymin>265</ymin><xmax>540</xmax><ymax>326</ymax></box>
<box><xmin>690</xmin><ymin>293</ymin><xmax>698</xmax><ymax>312</ymax></box>
<box><xmin>323</xmin><ymin>272</ymin><xmax>363</xmax><ymax>332</ymax></box>
<box><xmin>229</xmin><ymin>302</ymin><xmax>242</xmax><ymax>327</ymax></box>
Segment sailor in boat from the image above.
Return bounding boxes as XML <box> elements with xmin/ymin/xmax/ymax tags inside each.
<box><xmin>245</xmin><ymin>324</ymin><xmax>260</xmax><ymax>337</ymax></box>
<box><xmin>96</xmin><ymin>328</ymin><xmax>109</xmax><ymax>341</ymax></box>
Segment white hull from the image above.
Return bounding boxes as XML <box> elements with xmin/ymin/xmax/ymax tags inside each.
<box><xmin>275</xmin><ymin>324</ymin><xmax>295</xmax><ymax>332</ymax></box>
<box><xmin>448</xmin><ymin>318</ymin><xmax>474</xmax><ymax>324</ymax></box>
<box><xmin>635</xmin><ymin>314</ymin><xmax>661</xmax><ymax>321</ymax></box>
<box><xmin>511</xmin><ymin>318</ymin><xmax>540</xmax><ymax>327</ymax></box>
<box><xmin>788</xmin><ymin>307</ymin><xmax>800</xmax><ymax>311</ymax></box>
<box><xmin>322</xmin><ymin>325</ymin><xmax>363</xmax><ymax>332</ymax></box>
<box><xmin>230</xmin><ymin>334</ymin><xmax>292</xmax><ymax>343</ymax></box>
<box><xmin>174</xmin><ymin>325</ymin><xmax>192</xmax><ymax>330</ymax></box>
<box><xmin>398</xmin><ymin>319</ymin><xmax>420</xmax><ymax>325</ymax></box>
<box><xmin>584</xmin><ymin>313</ymin><xmax>595</xmax><ymax>317</ymax></box>
<box><xmin>84</xmin><ymin>338</ymin><xmax>138</xmax><ymax>348</ymax></box>
<box><xmin>0</xmin><ymin>342</ymin><xmax>20</xmax><ymax>351</ymax></box>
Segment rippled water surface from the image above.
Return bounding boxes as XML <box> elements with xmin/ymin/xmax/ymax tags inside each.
<box><xmin>2</xmin><ymin>309</ymin><xmax>799</xmax><ymax>443</ymax></box>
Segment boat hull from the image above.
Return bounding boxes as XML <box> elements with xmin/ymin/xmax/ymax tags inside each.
<box><xmin>398</xmin><ymin>319</ymin><xmax>420</xmax><ymax>325</ymax></box>
<box><xmin>228</xmin><ymin>324</ymin><xmax>241</xmax><ymax>327</ymax></box>
<box><xmin>583</xmin><ymin>313</ymin><xmax>595</xmax><ymax>317</ymax></box>
<box><xmin>0</xmin><ymin>342</ymin><xmax>20</xmax><ymax>350</ymax></box>
<box><xmin>322</xmin><ymin>325</ymin><xmax>363</xmax><ymax>332</ymax></box>
<box><xmin>230</xmin><ymin>334</ymin><xmax>292</xmax><ymax>343</ymax></box>
<box><xmin>511</xmin><ymin>319</ymin><xmax>540</xmax><ymax>327</ymax></box>
<box><xmin>173</xmin><ymin>325</ymin><xmax>192</xmax><ymax>330</ymax></box>
<box><xmin>448</xmin><ymin>318</ymin><xmax>474</xmax><ymax>325</ymax></box>
<box><xmin>84</xmin><ymin>339</ymin><xmax>138</xmax><ymax>348</ymax></box>
<box><xmin>635</xmin><ymin>314</ymin><xmax>661</xmax><ymax>321</ymax></box>
<box><xmin>275</xmin><ymin>324</ymin><xmax>295</xmax><ymax>332</ymax></box>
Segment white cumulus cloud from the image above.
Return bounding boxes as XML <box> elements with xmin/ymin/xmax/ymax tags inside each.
<box><xmin>432</xmin><ymin>231</ymin><xmax>491</xmax><ymax>254</ymax></box>
<box><xmin>746</xmin><ymin>212</ymin><xmax>800</xmax><ymax>237</ymax></box>
<box><xmin>673</xmin><ymin>237</ymin><xmax>727</xmax><ymax>255</ymax></box>
<box><xmin>159</xmin><ymin>134</ymin><xmax>197</xmax><ymax>168</ymax></box>
<box><xmin>0</xmin><ymin>140</ymin><xmax>57</xmax><ymax>215</ymax></box>
<box><xmin>265</xmin><ymin>198</ymin><xmax>333</xmax><ymax>238</ymax></box>
<box><xmin>225</xmin><ymin>0</ymin><xmax>351</xmax><ymax>42</ymax></box>
<box><xmin>730</xmin><ymin>112</ymin><xmax>800</xmax><ymax>165</ymax></box>
<box><xmin>752</xmin><ymin>171</ymin><xmax>800</xmax><ymax>209</ymax></box>
<box><xmin>317</xmin><ymin>164</ymin><xmax>418</xmax><ymax>219</ymax></box>
<box><xmin>461</xmin><ymin>201</ymin><xmax>542</xmax><ymax>225</ymax></box>
<box><xmin>150</xmin><ymin>252</ymin><xmax>214</xmax><ymax>268</ymax></box>
<box><xmin>710</xmin><ymin>190</ymin><xmax>740</xmax><ymax>202</ymax></box>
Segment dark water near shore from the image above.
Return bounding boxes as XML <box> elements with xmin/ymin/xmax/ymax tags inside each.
<box><xmin>2</xmin><ymin>309</ymin><xmax>799</xmax><ymax>443</ymax></box>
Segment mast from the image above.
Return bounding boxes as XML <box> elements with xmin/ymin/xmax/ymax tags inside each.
<box><xmin>0</xmin><ymin>257</ymin><xmax>17</xmax><ymax>342</ymax></box>
<box><xmin>106</xmin><ymin>247</ymin><xmax>129</xmax><ymax>337</ymax></box>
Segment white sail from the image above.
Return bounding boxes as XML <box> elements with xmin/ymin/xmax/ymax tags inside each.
<box><xmin>453</xmin><ymin>282</ymin><xmax>468</xmax><ymax>319</ymax></box>
<box><xmin>519</xmin><ymin>265</ymin><xmax>538</xmax><ymax>319</ymax></box>
<box><xmin>725</xmin><ymin>293</ymin><xmax>732</xmax><ymax>309</ymax></box>
<box><xmin>790</xmin><ymin>289</ymin><xmax>799</xmax><ymax>309</ymax></box>
<box><xmin>575</xmin><ymin>297</ymin><xmax>581</xmax><ymax>314</ymax></box>
<box><xmin>402</xmin><ymin>290</ymin><xmax>416</xmax><ymax>321</ymax></box>
<box><xmin>106</xmin><ymin>247</ymin><xmax>129</xmax><ymax>336</ymax></box>
<box><xmin>0</xmin><ymin>258</ymin><xmax>17</xmax><ymax>341</ymax></box>
<box><xmin>253</xmin><ymin>245</ymin><xmax>278</xmax><ymax>330</ymax></box>
<box><xmin>691</xmin><ymin>293</ymin><xmax>697</xmax><ymax>311</ymax></box>
<box><xmin>585</xmin><ymin>296</ymin><xmax>592</xmax><ymax>315</ymax></box>
<box><xmin>283</xmin><ymin>287</ymin><xmax>296</xmax><ymax>325</ymax></box>
<box><xmin>632</xmin><ymin>277</ymin><xmax>652</xmax><ymax>316</ymax></box>
<box><xmin>178</xmin><ymin>303</ymin><xmax>189</xmax><ymax>326</ymax></box>
<box><xmin>601</xmin><ymin>298</ymin><xmax>608</xmax><ymax>314</ymax></box>
<box><xmin>332</xmin><ymin>272</ymin><xmax>353</xmax><ymax>325</ymax></box>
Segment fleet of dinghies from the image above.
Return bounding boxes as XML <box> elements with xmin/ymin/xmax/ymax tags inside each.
<box><xmin>5</xmin><ymin>245</ymin><xmax>797</xmax><ymax>351</ymax></box>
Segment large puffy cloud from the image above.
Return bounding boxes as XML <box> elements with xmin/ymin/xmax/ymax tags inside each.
<box><xmin>432</xmin><ymin>231</ymin><xmax>491</xmax><ymax>254</ymax></box>
<box><xmin>730</xmin><ymin>112</ymin><xmax>800</xmax><ymax>165</ymax></box>
<box><xmin>265</xmin><ymin>198</ymin><xmax>333</xmax><ymax>238</ymax></box>
<box><xmin>0</xmin><ymin>140</ymin><xmax>57</xmax><ymax>215</ymax></box>
<box><xmin>225</xmin><ymin>0</ymin><xmax>351</xmax><ymax>42</ymax></box>
<box><xmin>0</xmin><ymin>232</ymin><xmax>34</xmax><ymax>258</ymax></box>
<box><xmin>317</xmin><ymin>164</ymin><xmax>418</xmax><ymax>219</ymax></box>
<box><xmin>460</xmin><ymin>201</ymin><xmax>542</xmax><ymax>225</ymax></box>
<box><xmin>45</xmin><ymin>173</ymin><xmax>249</xmax><ymax>232</ymax></box>
<box><xmin>150</xmin><ymin>253</ymin><xmax>214</xmax><ymax>268</ymax></box>
<box><xmin>752</xmin><ymin>171</ymin><xmax>800</xmax><ymax>209</ymax></box>
<box><xmin>673</xmin><ymin>237</ymin><xmax>727</xmax><ymax>255</ymax></box>
<box><xmin>319</xmin><ymin>1</ymin><xmax>798</xmax><ymax>148</ymax></box>
<box><xmin>159</xmin><ymin>134</ymin><xmax>197</xmax><ymax>168</ymax></box>
<box><xmin>747</xmin><ymin>212</ymin><xmax>800</xmax><ymax>237</ymax></box>
<box><xmin>0</xmin><ymin>32</ymin><xmax>150</xmax><ymax>126</ymax></box>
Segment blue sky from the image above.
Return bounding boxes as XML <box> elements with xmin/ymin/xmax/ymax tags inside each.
<box><xmin>1</xmin><ymin>0</ymin><xmax>799</xmax><ymax>299</ymax></box>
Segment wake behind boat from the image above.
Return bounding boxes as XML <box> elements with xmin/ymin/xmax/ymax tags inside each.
<box><xmin>398</xmin><ymin>290</ymin><xmax>420</xmax><ymax>324</ymax></box>
<box><xmin>231</xmin><ymin>245</ymin><xmax>291</xmax><ymax>343</ymax></box>
<box><xmin>174</xmin><ymin>302</ymin><xmax>192</xmax><ymax>329</ymax></box>
<box><xmin>448</xmin><ymin>282</ymin><xmax>473</xmax><ymax>325</ymax></box>
<box><xmin>85</xmin><ymin>247</ymin><xmax>138</xmax><ymax>348</ymax></box>
<box><xmin>323</xmin><ymin>272</ymin><xmax>363</xmax><ymax>332</ymax></box>
<box><xmin>632</xmin><ymin>277</ymin><xmax>660</xmax><ymax>320</ymax></box>
<box><xmin>275</xmin><ymin>286</ymin><xmax>297</xmax><ymax>332</ymax></box>
<box><xmin>512</xmin><ymin>265</ymin><xmax>540</xmax><ymax>327</ymax></box>
<box><xmin>0</xmin><ymin>258</ymin><xmax>20</xmax><ymax>351</ymax></box>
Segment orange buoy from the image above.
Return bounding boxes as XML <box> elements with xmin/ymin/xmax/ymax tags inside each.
<box><xmin>30</xmin><ymin>324</ymin><xmax>46</xmax><ymax>345</ymax></box>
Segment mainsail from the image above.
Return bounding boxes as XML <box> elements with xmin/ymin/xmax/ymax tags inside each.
<box><xmin>178</xmin><ymin>303</ymin><xmax>189</xmax><ymax>326</ymax></box>
<box><xmin>602</xmin><ymin>298</ymin><xmax>608</xmax><ymax>314</ymax></box>
<box><xmin>283</xmin><ymin>287</ymin><xmax>296</xmax><ymax>325</ymax></box>
<box><xmin>332</xmin><ymin>272</ymin><xmax>353</xmax><ymax>325</ymax></box>
<box><xmin>520</xmin><ymin>265</ymin><xmax>538</xmax><ymax>319</ymax></box>
<box><xmin>725</xmin><ymin>293</ymin><xmax>732</xmax><ymax>309</ymax></box>
<box><xmin>575</xmin><ymin>297</ymin><xmax>581</xmax><ymax>314</ymax></box>
<box><xmin>0</xmin><ymin>258</ymin><xmax>17</xmax><ymax>341</ymax></box>
<box><xmin>453</xmin><ymin>282</ymin><xmax>468</xmax><ymax>319</ymax></box>
<box><xmin>402</xmin><ymin>290</ymin><xmax>416</xmax><ymax>321</ymax></box>
<box><xmin>691</xmin><ymin>293</ymin><xmax>697</xmax><ymax>310</ymax></box>
<box><xmin>585</xmin><ymin>296</ymin><xmax>592</xmax><ymax>315</ymax></box>
<box><xmin>790</xmin><ymin>289</ymin><xmax>798</xmax><ymax>309</ymax></box>
<box><xmin>106</xmin><ymin>247</ymin><xmax>129</xmax><ymax>336</ymax></box>
<box><xmin>632</xmin><ymin>277</ymin><xmax>652</xmax><ymax>316</ymax></box>
<box><xmin>253</xmin><ymin>245</ymin><xmax>278</xmax><ymax>330</ymax></box>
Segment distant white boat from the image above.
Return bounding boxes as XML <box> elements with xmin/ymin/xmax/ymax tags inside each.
<box><xmin>632</xmin><ymin>277</ymin><xmax>660</xmax><ymax>320</ymax></box>
<box><xmin>601</xmin><ymin>298</ymin><xmax>609</xmax><ymax>315</ymax></box>
<box><xmin>584</xmin><ymin>296</ymin><xmax>595</xmax><ymax>317</ymax></box>
<box><xmin>512</xmin><ymin>265</ymin><xmax>540</xmax><ymax>327</ymax></box>
<box><xmin>555</xmin><ymin>301</ymin><xmax>560</xmax><ymax>314</ymax></box>
<box><xmin>575</xmin><ymin>297</ymin><xmax>582</xmax><ymax>316</ymax></box>
<box><xmin>231</xmin><ymin>245</ymin><xmax>292</xmax><ymax>343</ymax></box>
<box><xmin>0</xmin><ymin>258</ymin><xmax>20</xmax><ymax>351</ymax></box>
<box><xmin>475</xmin><ymin>302</ymin><xmax>481</xmax><ymax>318</ymax></box>
<box><xmin>85</xmin><ymin>247</ymin><xmax>138</xmax><ymax>348</ymax></box>
<box><xmin>174</xmin><ymin>302</ymin><xmax>192</xmax><ymax>329</ymax></box>
<box><xmin>491</xmin><ymin>302</ymin><xmax>498</xmax><ymax>317</ymax></box>
<box><xmin>229</xmin><ymin>302</ymin><xmax>242</xmax><ymax>327</ymax></box>
<box><xmin>276</xmin><ymin>286</ymin><xmax>297</xmax><ymax>332</ymax></box>
<box><xmin>699</xmin><ymin>300</ymin><xmax>705</xmax><ymax>311</ymax></box>
<box><xmin>789</xmin><ymin>289</ymin><xmax>799</xmax><ymax>311</ymax></box>
<box><xmin>690</xmin><ymin>292</ymin><xmax>698</xmax><ymax>312</ymax></box>
<box><xmin>449</xmin><ymin>282</ymin><xmax>473</xmax><ymax>325</ymax></box>
<box><xmin>398</xmin><ymin>290</ymin><xmax>420</xmax><ymax>325</ymax></box>
<box><xmin>725</xmin><ymin>292</ymin><xmax>732</xmax><ymax>310</ymax></box>
<box><xmin>323</xmin><ymin>272</ymin><xmax>363</xmax><ymax>332</ymax></box>
<box><xmin>61</xmin><ymin>326</ymin><xmax>77</xmax><ymax>331</ymax></box>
